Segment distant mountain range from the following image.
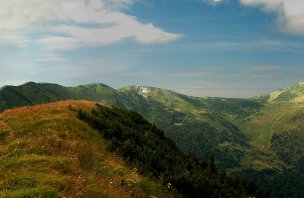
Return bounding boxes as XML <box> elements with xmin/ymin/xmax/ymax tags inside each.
<box><xmin>1</xmin><ymin>81</ymin><xmax>304</xmax><ymax>196</ymax></box>
<box><xmin>0</xmin><ymin>82</ymin><xmax>127</xmax><ymax>111</ymax></box>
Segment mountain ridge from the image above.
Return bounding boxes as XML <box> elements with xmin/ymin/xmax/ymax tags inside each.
<box><xmin>0</xmin><ymin>81</ymin><xmax>304</xmax><ymax>196</ymax></box>
<box><xmin>2</xmin><ymin>81</ymin><xmax>303</xmax><ymax>101</ymax></box>
<box><xmin>0</xmin><ymin>81</ymin><xmax>303</xmax><ymax>169</ymax></box>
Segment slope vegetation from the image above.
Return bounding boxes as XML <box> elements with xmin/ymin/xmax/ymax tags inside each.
<box><xmin>241</xmin><ymin>93</ymin><xmax>304</xmax><ymax>167</ymax></box>
<box><xmin>0</xmin><ymin>100</ymin><xmax>175</xmax><ymax>197</ymax></box>
<box><xmin>229</xmin><ymin>83</ymin><xmax>304</xmax><ymax>197</ymax></box>
<box><xmin>77</xmin><ymin>103</ymin><xmax>263</xmax><ymax>197</ymax></box>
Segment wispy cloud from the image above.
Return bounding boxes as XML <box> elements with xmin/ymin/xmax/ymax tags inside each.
<box><xmin>0</xmin><ymin>0</ymin><xmax>182</xmax><ymax>51</ymax></box>
<box><xmin>200</xmin><ymin>0</ymin><xmax>304</xmax><ymax>36</ymax></box>
<box><xmin>122</xmin><ymin>70</ymin><xmax>155</xmax><ymax>77</ymax></box>
<box><xmin>171</xmin><ymin>71</ymin><xmax>213</xmax><ymax>77</ymax></box>
<box><xmin>34</xmin><ymin>53</ymin><xmax>68</xmax><ymax>62</ymax></box>
<box><xmin>181</xmin><ymin>39</ymin><xmax>304</xmax><ymax>52</ymax></box>
<box><xmin>247</xmin><ymin>73</ymin><xmax>276</xmax><ymax>80</ymax></box>
<box><xmin>240</xmin><ymin>0</ymin><xmax>304</xmax><ymax>36</ymax></box>
<box><xmin>248</xmin><ymin>65</ymin><xmax>286</xmax><ymax>72</ymax></box>
<box><xmin>200</xmin><ymin>0</ymin><xmax>225</xmax><ymax>5</ymax></box>
<box><xmin>175</xmin><ymin>85</ymin><xmax>274</xmax><ymax>98</ymax></box>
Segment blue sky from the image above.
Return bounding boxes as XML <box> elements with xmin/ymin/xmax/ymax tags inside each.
<box><xmin>0</xmin><ymin>0</ymin><xmax>303</xmax><ymax>97</ymax></box>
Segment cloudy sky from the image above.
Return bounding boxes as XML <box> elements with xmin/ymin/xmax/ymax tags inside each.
<box><xmin>0</xmin><ymin>0</ymin><xmax>303</xmax><ymax>97</ymax></box>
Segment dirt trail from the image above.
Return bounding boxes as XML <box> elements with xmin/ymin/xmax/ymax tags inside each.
<box><xmin>268</xmin><ymin>114</ymin><xmax>284</xmax><ymax>146</ymax></box>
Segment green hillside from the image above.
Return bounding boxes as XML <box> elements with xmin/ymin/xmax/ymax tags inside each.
<box><xmin>68</xmin><ymin>83</ymin><xmax>128</xmax><ymax>107</ymax></box>
<box><xmin>0</xmin><ymin>82</ymin><xmax>127</xmax><ymax>112</ymax></box>
<box><xmin>239</xmin><ymin>82</ymin><xmax>304</xmax><ymax>166</ymax></box>
<box><xmin>0</xmin><ymin>82</ymin><xmax>293</xmax><ymax>170</ymax></box>
<box><xmin>1</xmin><ymin>81</ymin><xmax>304</xmax><ymax>196</ymax></box>
<box><xmin>234</xmin><ymin>84</ymin><xmax>304</xmax><ymax>196</ymax></box>
<box><xmin>119</xmin><ymin>86</ymin><xmax>268</xmax><ymax>169</ymax></box>
<box><xmin>0</xmin><ymin>82</ymin><xmax>266</xmax><ymax>169</ymax></box>
<box><xmin>240</xmin><ymin>95</ymin><xmax>304</xmax><ymax>168</ymax></box>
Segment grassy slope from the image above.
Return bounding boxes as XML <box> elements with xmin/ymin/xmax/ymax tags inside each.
<box><xmin>0</xmin><ymin>100</ymin><xmax>176</xmax><ymax>197</ymax></box>
<box><xmin>235</xmin><ymin>99</ymin><xmax>304</xmax><ymax>195</ymax></box>
<box><xmin>239</xmin><ymin>83</ymin><xmax>304</xmax><ymax>167</ymax></box>
<box><xmin>239</xmin><ymin>101</ymin><xmax>304</xmax><ymax>167</ymax></box>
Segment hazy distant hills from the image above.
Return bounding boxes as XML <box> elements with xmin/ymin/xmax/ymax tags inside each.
<box><xmin>0</xmin><ymin>82</ymin><xmax>128</xmax><ymax>112</ymax></box>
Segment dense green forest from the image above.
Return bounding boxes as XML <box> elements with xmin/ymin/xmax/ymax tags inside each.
<box><xmin>77</xmin><ymin>104</ymin><xmax>264</xmax><ymax>197</ymax></box>
<box><xmin>240</xmin><ymin>165</ymin><xmax>304</xmax><ymax>197</ymax></box>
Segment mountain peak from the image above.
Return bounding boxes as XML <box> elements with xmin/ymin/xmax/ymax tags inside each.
<box><xmin>268</xmin><ymin>82</ymin><xmax>304</xmax><ymax>102</ymax></box>
<box><xmin>79</xmin><ymin>82</ymin><xmax>108</xmax><ymax>87</ymax></box>
<box><xmin>136</xmin><ymin>85</ymin><xmax>151</xmax><ymax>97</ymax></box>
<box><xmin>120</xmin><ymin>85</ymin><xmax>179</xmax><ymax>99</ymax></box>
<box><xmin>298</xmin><ymin>82</ymin><xmax>304</xmax><ymax>86</ymax></box>
<box><xmin>22</xmin><ymin>81</ymin><xmax>37</xmax><ymax>86</ymax></box>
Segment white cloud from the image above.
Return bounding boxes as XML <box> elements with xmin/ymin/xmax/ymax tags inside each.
<box><xmin>240</xmin><ymin>0</ymin><xmax>304</xmax><ymax>35</ymax></box>
<box><xmin>171</xmin><ymin>71</ymin><xmax>212</xmax><ymax>77</ymax></box>
<box><xmin>34</xmin><ymin>53</ymin><xmax>68</xmax><ymax>62</ymax></box>
<box><xmin>201</xmin><ymin>0</ymin><xmax>224</xmax><ymax>5</ymax></box>
<box><xmin>0</xmin><ymin>0</ymin><xmax>182</xmax><ymax>50</ymax></box>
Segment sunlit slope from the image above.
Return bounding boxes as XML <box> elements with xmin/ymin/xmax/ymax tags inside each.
<box><xmin>268</xmin><ymin>82</ymin><xmax>304</xmax><ymax>102</ymax></box>
<box><xmin>240</xmin><ymin>85</ymin><xmax>304</xmax><ymax>167</ymax></box>
<box><xmin>0</xmin><ymin>100</ymin><xmax>175</xmax><ymax>197</ymax></box>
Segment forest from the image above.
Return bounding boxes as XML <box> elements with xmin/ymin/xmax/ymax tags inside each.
<box><xmin>78</xmin><ymin>104</ymin><xmax>264</xmax><ymax>197</ymax></box>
